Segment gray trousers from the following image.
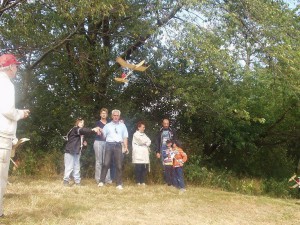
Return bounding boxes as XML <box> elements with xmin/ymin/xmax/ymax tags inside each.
<box><xmin>63</xmin><ymin>153</ymin><xmax>81</xmax><ymax>184</ymax></box>
<box><xmin>0</xmin><ymin>136</ymin><xmax>12</xmax><ymax>215</ymax></box>
<box><xmin>94</xmin><ymin>140</ymin><xmax>111</xmax><ymax>183</ymax></box>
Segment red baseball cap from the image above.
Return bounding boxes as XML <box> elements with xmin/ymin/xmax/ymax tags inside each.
<box><xmin>0</xmin><ymin>54</ymin><xmax>21</xmax><ymax>67</ymax></box>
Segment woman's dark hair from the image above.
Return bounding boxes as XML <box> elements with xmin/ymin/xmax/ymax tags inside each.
<box><xmin>136</xmin><ymin>121</ymin><xmax>145</xmax><ymax>130</ymax></box>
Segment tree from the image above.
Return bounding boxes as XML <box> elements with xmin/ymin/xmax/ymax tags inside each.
<box><xmin>1</xmin><ymin>0</ymin><xmax>300</xmax><ymax>179</ymax></box>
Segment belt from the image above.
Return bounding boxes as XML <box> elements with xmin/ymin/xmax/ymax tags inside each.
<box><xmin>107</xmin><ymin>142</ymin><xmax>121</xmax><ymax>145</ymax></box>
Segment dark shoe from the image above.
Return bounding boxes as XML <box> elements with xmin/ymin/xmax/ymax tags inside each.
<box><xmin>63</xmin><ymin>180</ymin><xmax>70</xmax><ymax>186</ymax></box>
<box><xmin>0</xmin><ymin>214</ymin><xmax>4</xmax><ymax>218</ymax></box>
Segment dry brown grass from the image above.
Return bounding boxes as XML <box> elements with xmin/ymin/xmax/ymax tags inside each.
<box><xmin>0</xmin><ymin>176</ymin><xmax>299</xmax><ymax>225</ymax></box>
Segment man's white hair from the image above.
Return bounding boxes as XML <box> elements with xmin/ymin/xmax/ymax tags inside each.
<box><xmin>0</xmin><ymin>66</ymin><xmax>10</xmax><ymax>71</ymax></box>
<box><xmin>111</xmin><ymin>109</ymin><xmax>121</xmax><ymax>116</ymax></box>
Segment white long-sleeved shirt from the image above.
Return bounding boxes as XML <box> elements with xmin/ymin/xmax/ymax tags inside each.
<box><xmin>0</xmin><ymin>71</ymin><xmax>24</xmax><ymax>138</ymax></box>
<box><xmin>132</xmin><ymin>130</ymin><xmax>151</xmax><ymax>164</ymax></box>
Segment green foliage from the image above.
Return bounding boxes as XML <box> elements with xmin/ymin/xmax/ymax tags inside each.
<box><xmin>185</xmin><ymin>163</ymin><xmax>298</xmax><ymax>198</ymax></box>
<box><xmin>11</xmin><ymin>148</ymin><xmax>63</xmax><ymax>176</ymax></box>
<box><xmin>262</xmin><ymin>178</ymin><xmax>291</xmax><ymax>198</ymax></box>
<box><xmin>80</xmin><ymin>144</ymin><xmax>97</xmax><ymax>178</ymax></box>
<box><xmin>1</xmin><ymin>0</ymin><xmax>300</xmax><ymax>197</ymax></box>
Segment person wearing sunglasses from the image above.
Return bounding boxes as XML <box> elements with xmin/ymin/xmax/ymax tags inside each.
<box><xmin>98</xmin><ymin>109</ymin><xmax>128</xmax><ymax>190</ymax></box>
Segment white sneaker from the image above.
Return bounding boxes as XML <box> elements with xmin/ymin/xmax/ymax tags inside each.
<box><xmin>137</xmin><ymin>183</ymin><xmax>141</xmax><ymax>185</ymax></box>
<box><xmin>141</xmin><ymin>183</ymin><xmax>146</xmax><ymax>186</ymax></box>
<box><xmin>98</xmin><ymin>182</ymin><xmax>104</xmax><ymax>187</ymax></box>
<box><xmin>116</xmin><ymin>185</ymin><xmax>123</xmax><ymax>190</ymax></box>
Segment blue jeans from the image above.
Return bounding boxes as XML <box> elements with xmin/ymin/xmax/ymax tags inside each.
<box><xmin>173</xmin><ymin>167</ymin><xmax>185</xmax><ymax>189</ymax></box>
<box><xmin>165</xmin><ymin>165</ymin><xmax>174</xmax><ymax>186</ymax></box>
<box><xmin>134</xmin><ymin>164</ymin><xmax>147</xmax><ymax>184</ymax></box>
<box><xmin>100</xmin><ymin>142</ymin><xmax>123</xmax><ymax>186</ymax></box>
<box><xmin>94</xmin><ymin>140</ymin><xmax>112</xmax><ymax>183</ymax></box>
<box><xmin>63</xmin><ymin>153</ymin><xmax>81</xmax><ymax>184</ymax></box>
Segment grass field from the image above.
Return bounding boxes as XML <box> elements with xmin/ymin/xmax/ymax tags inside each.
<box><xmin>1</xmin><ymin>177</ymin><xmax>300</xmax><ymax>225</ymax></box>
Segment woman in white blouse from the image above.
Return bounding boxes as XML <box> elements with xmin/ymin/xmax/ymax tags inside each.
<box><xmin>132</xmin><ymin>121</ymin><xmax>151</xmax><ymax>185</ymax></box>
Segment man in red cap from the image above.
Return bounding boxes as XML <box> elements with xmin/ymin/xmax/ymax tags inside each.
<box><xmin>0</xmin><ymin>53</ymin><xmax>30</xmax><ymax>217</ymax></box>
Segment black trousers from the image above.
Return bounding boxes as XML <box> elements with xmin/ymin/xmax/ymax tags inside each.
<box><xmin>134</xmin><ymin>164</ymin><xmax>147</xmax><ymax>183</ymax></box>
<box><xmin>100</xmin><ymin>142</ymin><xmax>123</xmax><ymax>185</ymax></box>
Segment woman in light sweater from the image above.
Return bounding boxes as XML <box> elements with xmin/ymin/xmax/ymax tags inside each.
<box><xmin>132</xmin><ymin>121</ymin><xmax>151</xmax><ymax>185</ymax></box>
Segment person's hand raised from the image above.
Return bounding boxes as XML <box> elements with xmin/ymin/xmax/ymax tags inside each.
<box><xmin>22</xmin><ymin>109</ymin><xmax>30</xmax><ymax>119</ymax></box>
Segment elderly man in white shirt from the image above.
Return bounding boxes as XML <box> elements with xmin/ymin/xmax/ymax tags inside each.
<box><xmin>98</xmin><ymin>109</ymin><xmax>128</xmax><ymax>190</ymax></box>
<box><xmin>0</xmin><ymin>54</ymin><xmax>30</xmax><ymax>217</ymax></box>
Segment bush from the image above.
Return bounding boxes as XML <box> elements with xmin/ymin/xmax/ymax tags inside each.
<box><xmin>185</xmin><ymin>162</ymin><xmax>297</xmax><ymax>198</ymax></box>
<box><xmin>262</xmin><ymin>178</ymin><xmax>299</xmax><ymax>198</ymax></box>
<box><xmin>11</xmin><ymin>148</ymin><xmax>63</xmax><ymax>176</ymax></box>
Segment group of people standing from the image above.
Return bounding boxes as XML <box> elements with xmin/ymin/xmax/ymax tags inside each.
<box><xmin>0</xmin><ymin>53</ymin><xmax>188</xmax><ymax>217</ymax></box>
<box><xmin>63</xmin><ymin>109</ymin><xmax>128</xmax><ymax>190</ymax></box>
<box><xmin>63</xmin><ymin>109</ymin><xmax>188</xmax><ymax>191</ymax></box>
